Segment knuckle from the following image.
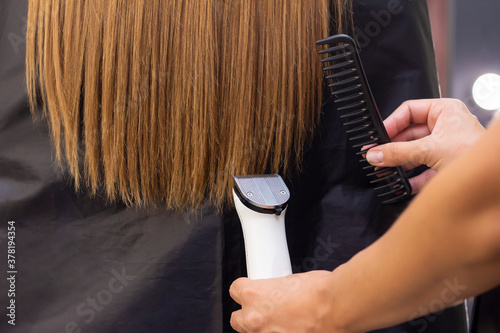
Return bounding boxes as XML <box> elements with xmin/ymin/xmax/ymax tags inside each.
<box><xmin>420</xmin><ymin>140</ymin><xmax>437</xmax><ymax>166</ymax></box>
<box><xmin>240</xmin><ymin>285</ymin><xmax>257</xmax><ymax>299</ymax></box>
<box><xmin>433</xmin><ymin>99</ymin><xmax>447</xmax><ymax>113</ymax></box>
<box><xmin>409</xmin><ymin>138</ymin><xmax>432</xmax><ymax>164</ymax></box>
<box><xmin>401</xmin><ymin>100</ymin><xmax>412</xmax><ymax>108</ymax></box>
<box><xmin>230</xmin><ymin>312</ymin><xmax>240</xmax><ymax>329</ymax></box>
<box><xmin>453</xmin><ymin>98</ymin><xmax>466</xmax><ymax>110</ymax></box>
<box><xmin>387</xmin><ymin>143</ymin><xmax>400</xmax><ymax>161</ymax></box>
<box><xmin>229</xmin><ymin>279</ymin><xmax>243</xmax><ymax>299</ymax></box>
<box><xmin>245</xmin><ymin>311</ymin><xmax>265</xmax><ymax>330</ymax></box>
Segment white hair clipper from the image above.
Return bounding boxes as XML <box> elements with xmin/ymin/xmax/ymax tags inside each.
<box><xmin>232</xmin><ymin>174</ymin><xmax>293</xmax><ymax>279</ymax></box>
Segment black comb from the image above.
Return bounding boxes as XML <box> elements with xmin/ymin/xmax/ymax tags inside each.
<box><xmin>316</xmin><ymin>34</ymin><xmax>411</xmax><ymax>204</ymax></box>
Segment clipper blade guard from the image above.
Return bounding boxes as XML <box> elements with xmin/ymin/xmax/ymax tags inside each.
<box><xmin>317</xmin><ymin>34</ymin><xmax>411</xmax><ymax>204</ymax></box>
<box><xmin>233</xmin><ymin>174</ymin><xmax>290</xmax><ymax>215</ymax></box>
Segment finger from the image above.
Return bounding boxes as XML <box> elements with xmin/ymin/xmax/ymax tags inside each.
<box><xmin>409</xmin><ymin>169</ymin><xmax>437</xmax><ymax>194</ymax></box>
<box><xmin>401</xmin><ymin>161</ymin><xmax>421</xmax><ymax>172</ymax></box>
<box><xmin>361</xmin><ymin>125</ymin><xmax>430</xmax><ymax>157</ymax></box>
<box><xmin>390</xmin><ymin>124</ymin><xmax>431</xmax><ymax>143</ymax></box>
<box><xmin>372</xmin><ymin>162</ymin><xmax>420</xmax><ymax>174</ymax></box>
<box><xmin>366</xmin><ymin>140</ymin><xmax>428</xmax><ymax>167</ymax></box>
<box><xmin>360</xmin><ymin>142</ymin><xmax>377</xmax><ymax>153</ymax></box>
<box><xmin>230</xmin><ymin>310</ymin><xmax>245</xmax><ymax>332</ymax></box>
<box><xmin>426</xmin><ymin>98</ymin><xmax>471</xmax><ymax>131</ymax></box>
<box><xmin>230</xmin><ymin>278</ymin><xmax>249</xmax><ymax>305</ymax></box>
<box><xmin>383</xmin><ymin>99</ymin><xmax>442</xmax><ymax>138</ymax></box>
<box><xmin>231</xmin><ymin>309</ymin><xmax>265</xmax><ymax>333</ymax></box>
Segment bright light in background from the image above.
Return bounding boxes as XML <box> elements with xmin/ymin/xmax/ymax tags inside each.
<box><xmin>472</xmin><ymin>73</ymin><xmax>500</xmax><ymax>111</ymax></box>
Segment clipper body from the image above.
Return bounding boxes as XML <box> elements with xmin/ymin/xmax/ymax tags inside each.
<box><xmin>233</xmin><ymin>175</ymin><xmax>293</xmax><ymax>279</ymax></box>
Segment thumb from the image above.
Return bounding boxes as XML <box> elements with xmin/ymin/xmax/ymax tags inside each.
<box><xmin>366</xmin><ymin>139</ymin><xmax>429</xmax><ymax>167</ymax></box>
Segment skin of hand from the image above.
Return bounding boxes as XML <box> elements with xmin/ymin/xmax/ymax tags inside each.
<box><xmin>229</xmin><ymin>116</ymin><xmax>500</xmax><ymax>333</ymax></box>
<box><xmin>365</xmin><ymin>98</ymin><xmax>486</xmax><ymax>193</ymax></box>
<box><xmin>229</xmin><ymin>271</ymin><xmax>345</xmax><ymax>333</ymax></box>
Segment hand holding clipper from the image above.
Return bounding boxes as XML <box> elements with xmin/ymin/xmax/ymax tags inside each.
<box><xmin>233</xmin><ymin>175</ymin><xmax>293</xmax><ymax>279</ymax></box>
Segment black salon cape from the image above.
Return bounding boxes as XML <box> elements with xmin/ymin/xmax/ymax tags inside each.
<box><xmin>0</xmin><ymin>1</ymin><xmax>489</xmax><ymax>332</ymax></box>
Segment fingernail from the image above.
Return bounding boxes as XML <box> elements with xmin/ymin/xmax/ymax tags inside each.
<box><xmin>366</xmin><ymin>150</ymin><xmax>383</xmax><ymax>164</ymax></box>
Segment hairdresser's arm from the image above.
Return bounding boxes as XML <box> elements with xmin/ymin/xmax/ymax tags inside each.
<box><xmin>366</xmin><ymin>98</ymin><xmax>485</xmax><ymax>193</ymax></box>
<box><xmin>230</xmin><ymin>117</ymin><xmax>500</xmax><ymax>333</ymax></box>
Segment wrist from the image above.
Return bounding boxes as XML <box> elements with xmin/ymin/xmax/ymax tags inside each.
<box><xmin>318</xmin><ymin>265</ymin><xmax>353</xmax><ymax>333</ymax></box>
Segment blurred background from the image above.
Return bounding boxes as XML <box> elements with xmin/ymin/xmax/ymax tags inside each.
<box><xmin>429</xmin><ymin>0</ymin><xmax>500</xmax><ymax>126</ymax></box>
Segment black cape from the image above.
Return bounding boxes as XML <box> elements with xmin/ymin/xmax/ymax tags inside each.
<box><xmin>1</xmin><ymin>1</ymin><xmax>489</xmax><ymax>332</ymax></box>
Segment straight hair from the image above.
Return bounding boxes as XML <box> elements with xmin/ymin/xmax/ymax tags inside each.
<box><xmin>26</xmin><ymin>0</ymin><xmax>351</xmax><ymax>210</ymax></box>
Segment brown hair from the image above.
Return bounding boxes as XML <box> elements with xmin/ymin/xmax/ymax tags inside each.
<box><xmin>26</xmin><ymin>0</ymin><xmax>350</xmax><ymax>210</ymax></box>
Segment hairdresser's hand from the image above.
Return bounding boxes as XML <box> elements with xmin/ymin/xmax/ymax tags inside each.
<box><xmin>230</xmin><ymin>271</ymin><xmax>345</xmax><ymax>333</ymax></box>
<box><xmin>365</xmin><ymin>98</ymin><xmax>485</xmax><ymax>194</ymax></box>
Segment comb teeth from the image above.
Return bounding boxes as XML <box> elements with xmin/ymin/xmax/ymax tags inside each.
<box><xmin>317</xmin><ymin>34</ymin><xmax>411</xmax><ymax>204</ymax></box>
<box><xmin>323</xmin><ymin>60</ymin><xmax>355</xmax><ymax>71</ymax></box>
